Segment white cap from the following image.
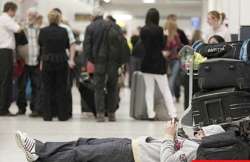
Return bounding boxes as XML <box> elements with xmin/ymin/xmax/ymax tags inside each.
<box><xmin>92</xmin><ymin>7</ymin><xmax>104</xmax><ymax>17</ymax></box>
<box><xmin>202</xmin><ymin>125</ymin><xmax>225</xmax><ymax>136</ymax></box>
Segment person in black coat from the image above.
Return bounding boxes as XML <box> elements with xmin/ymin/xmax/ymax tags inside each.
<box><xmin>140</xmin><ymin>8</ymin><xmax>177</xmax><ymax>120</ymax></box>
<box><xmin>39</xmin><ymin>10</ymin><xmax>71</xmax><ymax>121</ymax></box>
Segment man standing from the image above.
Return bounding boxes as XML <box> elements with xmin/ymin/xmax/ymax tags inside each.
<box><xmin>84</xmin><ymin>9</ymin><xmax>126</xmax><ymax>122</ymax></box>
<box><xmin>16</xmin><ymin>8</ymin><xmax>40</xmax><ymax>116</ymax></box>
<box><xmin>0</xmin><ymin>2</ymin><xmax>21</xmax><ymax>116</ymax></box>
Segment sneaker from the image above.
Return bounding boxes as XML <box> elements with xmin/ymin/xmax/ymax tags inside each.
<box><xmin>15</xmin><ymin>131</ymin><xmax>39</xmax><ymax>162</ymax></box>
<box><xmin>108</xmin><ymin>113</ymin><xmax>116</xmax><ymax>122</ymax></box>
<box><xmin>96</xmin><ymin>113</ymin><xmax>105</xmax><ymax>122</ymax></box>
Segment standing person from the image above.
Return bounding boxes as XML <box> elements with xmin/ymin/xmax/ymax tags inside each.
<box><xmin>16</xmin><ymin>8</ymin><xmax>41</xmax><ymax>116</ymax></box>
<box><xmin>83</xmin><ymin>8</ymin><xmax>127</xmax><ymax>122</ymax></box>
<box><xmin>166</xmin><ymin>14</ymin><xmax>189</xmax><ymax>103</ymax></box>
<box><xmin>164</xmin><ymin>20</ymin><xmax>182</xmax><ymax>102</ymax></box>
<box><xmin>190</xmin><ymin>30</ymin><xmax>203</xmax><ymax>45</ymax></box>
<box><xmin>39</xmin><ymin>10</ymin><xmax>71</xmax><ymax>121</ymax></box>
<box><xmin>53</xmin><ymin>8</ymin><xmax>76</xmax><ymax>118</ymax></box>
<box><xmin>167</xmin><ymin>14</ymin><xmax>189</xmax><ymax>46</ymax></box>
<box><xmin>205</xmin><ymin>10</ymin><xmax>230</xmax><ymax>42</ymax></box>
<box><xmin>140</xmin><ymin>8</ymin><xmax>177</xmax><ymax>119</ymax></box>
<box><xmin>0</xmin><ymin>2</ymin><xmax>21</xmax><ymax>116</ymax></box>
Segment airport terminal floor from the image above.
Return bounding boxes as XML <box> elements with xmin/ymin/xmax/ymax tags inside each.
<box><xmin>0</xmin><ymin>87</ymin><xmax>185</xmax><ymax>162</ymax></box>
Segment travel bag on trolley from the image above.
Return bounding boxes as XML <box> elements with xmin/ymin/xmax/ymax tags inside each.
<box><xmin>178</xmin><ymin>44</ymin><xmax>250</xmax><ymax>128</ymax></box>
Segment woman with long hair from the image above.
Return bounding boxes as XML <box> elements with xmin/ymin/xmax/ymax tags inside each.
<box><xmin>140</xmin><ymin>8</ymin><xmax>177</xmax><ymax>119</ymax></box>
<box><xmin>164</xmin><ymin>20</ymin><xmax>182</xmax><ymax>102</ymax></box>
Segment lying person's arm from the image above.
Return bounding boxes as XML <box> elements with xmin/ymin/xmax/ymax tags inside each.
<box><xmin>160</xmin><ymin>120</ymin><xmax>178</xmax><ymax>162</ymax></box>
<box><xmin>160</xmin><ymin>120</ymin><xmax>198</xmax><ymax>162</ymax></box>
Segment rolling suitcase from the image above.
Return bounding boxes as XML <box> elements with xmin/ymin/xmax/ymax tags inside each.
<box><xmin>129</xmin><ymin>71</ymin><xmax>148</xmax><ymax>119</ymax></box>
<box><xmin>78</xmin><ymin>75</ymin><xmax>97</xmax><ymax>116</ymax></box>
<box><xmin>129</xmin><ymin>71</ymin><xmax>169</xmax><ymax>120</ymax></box>
<box><xmin>198</xmin><ymin>58</ymin><xmax>250</xmax><ymax>90</ymax></box>
<box><xmin>192</xmin><ymin>88</ymin><xmax>250</xmax><ymax>126</ymax></box>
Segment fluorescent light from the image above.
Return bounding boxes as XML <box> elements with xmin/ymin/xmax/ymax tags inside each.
<box><xmin>113</xmin><ymin>14</ymin><xmax>133</xmax><ymax>21</ymax></box>
<box><xmin>142</xmin><ymin>0</ymin><xmax>156</xmax><ymax>3</ymax></box>
<box><xmin>103</xmin><ymin>0</ymin><xmax>111</xmax><ymax>3</ymax></box>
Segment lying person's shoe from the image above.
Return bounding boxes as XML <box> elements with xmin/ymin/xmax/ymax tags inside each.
<box><xmin>15</xmin><ymin>131</ymin><xmax>39</xmax><ymax>162</ymax></box>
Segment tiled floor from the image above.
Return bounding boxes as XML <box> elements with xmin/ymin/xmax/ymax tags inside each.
<box><xmin>0</xmin><ymin>87</ymin><xmax>185</xmax><ymax>162</ymax></box>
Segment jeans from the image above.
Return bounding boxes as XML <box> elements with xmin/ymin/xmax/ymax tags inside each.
<box><xmin>36</xmin><ymin>138</ymin><xmax>134</xmax><ymax>162</ymax></box>
<box><xmin>17</xmin><ymin>65</ymin><xmax>40</xmax><ymax>113</ymax></box>
<box><xmin>168</xmin><ymin>60</ymin><xmax>181</xmax><ymax>98</ymax></box>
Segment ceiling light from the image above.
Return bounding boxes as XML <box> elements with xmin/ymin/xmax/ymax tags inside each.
<box><xmin>142</xmin><ymin>0</ymin><xmax>156</xmax><ymax>4</ymax></box>
<box><xmin>103</xmin><ymin>0</ymin><xmax>111</xmax><ymax>3</ymax></box>
<box><xmin>113</xmin><ymin>14</ymin><xmax>133</xmax><ymax>21</ymax></box>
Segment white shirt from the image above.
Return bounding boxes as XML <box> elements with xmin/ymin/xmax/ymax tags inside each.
<box><xmin>0</xmin><ymin>13</ymin><xmax>20</xmax><ymax>50</ymax></box>
<box><xmin>59</xmin><ymin>23</ymin><xmax>76</xmax><ymax>45</ymax></box>
<box><xmin>26</xmin><ymin>25</ymin><xmax>40</xmax><ymax>66</ymax></box>
<box><xmin>205</xmin><ymin>25</ymin><xmax>231</xmax><ymax>43</ymax></box>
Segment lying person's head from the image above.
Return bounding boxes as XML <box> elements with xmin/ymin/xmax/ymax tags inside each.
<box><xmin>194</xmin><ymin>125</ymin><xmax>225</xmax><ymax>140</ymax></box>
<box><xmin>208</xmin><ymin>35</ymin><xmax>225</xmax><ymax>44</ymax></box>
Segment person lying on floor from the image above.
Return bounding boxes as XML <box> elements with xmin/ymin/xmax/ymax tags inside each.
<box><xmin>15</xmin><ymin>120</ymin><xmax>225</xmax><ymax>162</ymax></box>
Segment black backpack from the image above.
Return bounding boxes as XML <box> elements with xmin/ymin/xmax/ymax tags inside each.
<box><xmin>103</xmin><ymin>23</ymin><xmax>130</xmax><ymax>65</ymax></box>
<box><xmin>196</xmin><ymin>132</ymin><xmax>249</xmax><ymax>160</ymax></box>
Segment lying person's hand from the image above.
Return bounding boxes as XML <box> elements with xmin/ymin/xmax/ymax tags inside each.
<box><xmin>165</xmin><ymin>119</ymin><xmax>177</xmax><ymax>139</ymax></box>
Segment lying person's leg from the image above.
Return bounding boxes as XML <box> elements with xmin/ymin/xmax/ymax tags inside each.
<box><xmin>15</xmin><ymin>131</ymin><xmax>134</xmax><ymax>162</ymax></box>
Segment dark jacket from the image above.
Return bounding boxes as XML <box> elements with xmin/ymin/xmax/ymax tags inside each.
<box><xmin>140</xmin><ymin>25</ymin><xmax>166</xmax><ymax>74</ymax></box>
<box><xmin>83</xmin><ymin>16</ymin><xmax>108</xmax><ymax>64</ymax></box>
<box><xmin>39</xmin><ymin>24</ymin><xmax>69</xmax><ymax>63</ymax></box>
<box><xmin>83</xmin><ymin>17</ymin><xmax>128</xmax><ymax>73</ymax></box>
<box><xmin>178</xmin><ymin>28</ymin><xmax>189</xmax><ymax>45</ymax></box>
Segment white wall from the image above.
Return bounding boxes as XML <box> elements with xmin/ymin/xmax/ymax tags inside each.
<box><xmin>203</xmin><ymin>0</ymin><xmax>250</xmax><ymax>34</ymax></box>
<box><xmin>37</xmin><ymin>0</ymin><xmax>93</xmax><ymax>31</ymax></box>
<box><xmin>1</xmin><ymin>0</ymin><xmax>93</xmax><ymax>31</ymax></box>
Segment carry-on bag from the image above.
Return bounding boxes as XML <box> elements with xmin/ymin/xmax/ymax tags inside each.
<box><xmin>129</xmin><ymin>71</ymin><xmax>169</xmax><ymax>120</ymax></box>
<box><xmin>198</xmin><ymin>58</ymin><xmax>250</xmax><ymax>90</ymax></box>
<box><xmin>192</xmin><ymin>40</ymin><xmax>243</xmax><ymax>59</ymax></box>
<box><xmin>78</xmin><ymin>77</ymin><xmax>97</xmax><ymax>116</ymax></box>
<box><xmin>129</xmin><ymin>71</ymin><xmax>148</xmax><ymax>119</ymax></box>
<box><xmin>192</xmin><ymin>88</ymin><xmax>250</xmax><ymax>126</ymax></box>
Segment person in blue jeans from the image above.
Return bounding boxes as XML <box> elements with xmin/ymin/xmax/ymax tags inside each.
<box><xmin>164</xmin><ymin>20</ymin><xmax>182</xmax><ymax>102</ymax></box>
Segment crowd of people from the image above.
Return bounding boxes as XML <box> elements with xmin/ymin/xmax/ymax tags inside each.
<box><xmin>0</xmin><ymin>1</ymin><xmax>230</xmax><ymax>123</ymax></box>
<box><xmin>0</xmin><ymin>1</ymin><xmax>245</xmax><ymax>162</ymax></box>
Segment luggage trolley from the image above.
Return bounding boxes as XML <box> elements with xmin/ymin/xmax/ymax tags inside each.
<box><xmin>178</xmin><ymin>45</ymin><xmax>250</xmax><ymax>136</ymax></box>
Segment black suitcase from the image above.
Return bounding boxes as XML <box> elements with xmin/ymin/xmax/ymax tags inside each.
<box><xmin>198</xmin><ymin>58</ymin><xmax>250</xmax><ymax>90</ymax></box>
<box><xmin>78</xmin><ymin>79</ymin><xmax>97</xmax><ymax>116</ymax></box>
<box><xmin>192</xmin><ymin>88</ymin><xmax>250</xmax><ymax>126</ymax></box>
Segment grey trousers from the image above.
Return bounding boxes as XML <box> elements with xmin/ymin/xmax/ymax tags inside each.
<box><xmin>35</xmin><ymin>138</ymin><xmax>134</xmax><ymax>162</ymax></box>
<box><xmin>94</xmin><ymin>64</ymin><xmax>119</xmax><ymax>113</ymax></box>
<box><xmin>0</xmin><ymin>49</ymin><xmax>13</xmax><ymax>113</ymax></box>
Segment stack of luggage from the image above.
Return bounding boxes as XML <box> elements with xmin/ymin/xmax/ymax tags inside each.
<box><xmin>191</xmin><ymin>40</ymin><xmax>250</xmax><ymax>126</ymax></box>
